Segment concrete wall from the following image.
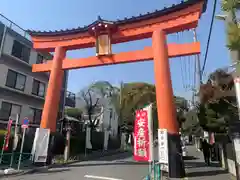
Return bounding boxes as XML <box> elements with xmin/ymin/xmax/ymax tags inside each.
<box><xmin>225</xmin><ymin>142</ymin><xmax>237</xmax><ymax>177</ymax></box>
<box><xmin>219</xmin><ymin>142</ymin><xmax>237</xmax><ymax>177</ymax></box>
<box><xmin>227</xmin><ymin>159</ymin><xmax>236</xmax><ymax>176</ymax></box>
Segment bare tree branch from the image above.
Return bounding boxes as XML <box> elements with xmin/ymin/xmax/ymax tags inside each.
<box><xmin>222</xmin><ymin>98</ymin><xmax>238</xmax><ymax>108</ymax></box>
<box><xmin>93</xmin><ymin>98</ymin><xmax>99</xmax><ymax>109</ymax></box>
<box><xmin>92</xmin><ymin>108</ymin><xmax>104</xmax><ymax>126</ymax></box>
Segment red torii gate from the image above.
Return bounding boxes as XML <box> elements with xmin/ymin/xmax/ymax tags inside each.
<box><xmin>27</xmin><ymin>0</ymin><xmax>207</xmax><ymax>178</ymax></box>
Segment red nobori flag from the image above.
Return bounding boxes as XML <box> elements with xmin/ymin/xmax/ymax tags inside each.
<box><xmin>133</xmin><ymin>109</ymin><xmax>150</xmax><ymax>162</ymax></box>
<box><xmin>4</xmin><ymin>119</ymin><xmax>13</xmax><ymax>151</ymax></box>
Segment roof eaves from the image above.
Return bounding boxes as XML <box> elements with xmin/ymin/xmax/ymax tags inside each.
<box><xmin>27</xmin><ymin>0</ymin><xmax>207</xmax><ymax>36</ymax></box>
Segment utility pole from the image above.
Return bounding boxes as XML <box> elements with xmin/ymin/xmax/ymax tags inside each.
<box><xmin>193</xmin><ymin>28</ymin><xmax>202</xmax><ymax>105</ymax></box>
<box><xmin>192</xmin><ymin>29</ymin><xmax>203</xmax><ymax>150</ymax></box>
<box><xmin>119</xmin><ymin>81</ymin><xmax>123</xmax><ymax>125</ymax></box>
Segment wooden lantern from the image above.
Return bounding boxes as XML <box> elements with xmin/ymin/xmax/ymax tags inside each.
<box><xmin>96</xmin><ymin>33</ymin><xmax>112</xmax><ymax>56</ymax></box>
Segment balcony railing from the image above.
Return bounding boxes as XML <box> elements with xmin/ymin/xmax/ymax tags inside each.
<box><xmin>0</xmin><ymin>13</ymin><xmax>31</xmax><ymax>41</ymax></box>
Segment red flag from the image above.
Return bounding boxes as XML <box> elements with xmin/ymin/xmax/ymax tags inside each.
<box><xmin>133</xmin><ymin>109</ymin><xmax>150</xmax><ymax>162</ymax></box>
<box><xmin>3</xmin><ymin>119</ymin><xmax>13</xmax><ymax>151</ymax></box>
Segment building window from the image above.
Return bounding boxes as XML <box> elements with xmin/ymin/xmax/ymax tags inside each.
<box><xmin>11</xmin><ymin>40</ymin><xmax>30</xmax><ymax>63</ymax></box>
<box><xmin>32</xmin><ymin>79</ymin><xmax>45</xmax><ymax>97</ymax></box>
<box><xmin>29</xmin><ymin>108</ymin><xmax>42</xmax><ymax>124</ymax></box>
<box><xmin>5</xmin><ymin>69</ymin><xmax>26</xmax><ymax>91</ymax></box>
<box><xmin>0</xmin><ymin>101</ymin><xmax>21</xmax><ymax>120</ymax></box>
<box><xmin>37</xmin><ymin>54</ymin><xmax>44</xmax><ymax>64</ymax></box>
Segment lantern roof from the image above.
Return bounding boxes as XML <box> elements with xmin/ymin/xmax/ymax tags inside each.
<box><xmin>27</xmin><ymin>0</ymin><xmax>207</xmax><ymax>36</ymax></box>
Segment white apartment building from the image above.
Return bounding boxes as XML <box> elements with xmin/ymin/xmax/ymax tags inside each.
<box><xmin>76</xmin><ymin>96</ymin><xmax>119</xmax><ymax>137</ymax></box>
<box><xmin>0</xmin><ymin>15</ymin><xmax>68</xmax><ymax>128</ymax></box>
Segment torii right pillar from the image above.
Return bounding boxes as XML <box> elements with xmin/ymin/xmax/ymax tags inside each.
<box><xmin>153</xmin><ymin>29</ymin><xmax>185</xmax><ymax>178</ymax></box>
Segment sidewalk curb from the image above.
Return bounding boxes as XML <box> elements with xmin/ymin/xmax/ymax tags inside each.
<box><xmin>0</xmin><ymin>149</ymin><xmax>128</xmax><ymax>177</ymax></box>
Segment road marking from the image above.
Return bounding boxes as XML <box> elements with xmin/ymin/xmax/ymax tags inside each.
<box><xmin>84</xmin><ymin>175</ymin><xmax>123</xmax><ymax>180</ymax></box>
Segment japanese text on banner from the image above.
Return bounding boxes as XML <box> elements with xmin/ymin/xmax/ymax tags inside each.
<box><xmin>133</xmin><ymin>110</ymin><xmax>150</xmax><ymax>161</ymax></box>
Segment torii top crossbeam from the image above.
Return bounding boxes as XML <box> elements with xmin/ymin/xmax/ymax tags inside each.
<box><xmin>27</xmin><ymin>0</ymin><xmax>207</xmax><ymax>72</ymax></box>
<box><xmin>28</xmin><ymin>0</ymin><xmax>207</xmax><ymax>52</ymax></box>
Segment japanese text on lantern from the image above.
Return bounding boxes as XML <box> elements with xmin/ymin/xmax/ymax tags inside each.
<box><xmin>134</xmin><ymin>110</ymin><xmax>150</xmax><ymax>161</ymax></box>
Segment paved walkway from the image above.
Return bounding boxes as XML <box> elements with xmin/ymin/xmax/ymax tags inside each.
<box><xmin>183</xmin><ymin>145</ymin><xmax>234</xmax><ymax>180</ymax></box>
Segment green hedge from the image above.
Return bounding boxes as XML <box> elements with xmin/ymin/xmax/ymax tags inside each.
<box><xmin>0</xmin><ymin>130</ymin><xmax>119</xmax><ymax>162</ymax></box>
<box><xmin>70</xmin><ymin>134</ymin><xmax>85</xmax><ymax>154</ymax></box>
<box><xmin>108</xmin><ymin>136</ymin><xmax>121</xmax><ymax>150</ymax></box>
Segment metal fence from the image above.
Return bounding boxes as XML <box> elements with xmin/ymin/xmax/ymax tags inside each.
<box><xmin>0</xmin><ymin>13</ymin><xmax>31</xmax><ymax>41</ymax></box>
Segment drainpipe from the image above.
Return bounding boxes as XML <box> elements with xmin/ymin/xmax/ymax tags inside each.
<box><xmin>0</xmin><ymin>25</ymin><xmax>7</xmax><ymax>58</ymax></box>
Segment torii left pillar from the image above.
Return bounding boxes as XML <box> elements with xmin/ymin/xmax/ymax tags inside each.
<box><xmin>40</xmin><ymin>47</ymin><xmax>66</xmax><ymax>164</ymax></box>
<box><xmin>41</xmin><ymin>47</ymin><xmax>65</xmax><ymax>132</ymax></box>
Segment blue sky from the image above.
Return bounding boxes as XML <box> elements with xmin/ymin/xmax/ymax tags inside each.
<box><xmin>0</xmin><ymin>0</ymin><xmax>230</xmax><ymax>100</ymax></box>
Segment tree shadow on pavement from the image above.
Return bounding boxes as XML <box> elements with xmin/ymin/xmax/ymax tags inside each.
<box><xmin>187</xmin><ymin>169</ymin><xmax>229</xmax><ymax>178</ymax></box>
<box><xmin>183</xmin><ymin>156</ymin><xmax>199</xmax><ymax>160</ymax></box>
<box><xmin>65</xmin><ymin>161</ymin><xmax>148</xmax><ymax>168</ymax></box>
<box><xmin>185</xmin><ymin>161</ymin><xmax>221</xmax><ymax>169</ymax></box>
<box><xmin>89</xmin><ymin>151</ymin><xmax>133</xmax><ymax>162</ymax></box>
<box><xmin>84</xmin><ymin>152</ymin><xmax>133</xmax><ymax>162</ymax></box>
<box><xmin>30</xmin><ymin>168</ymin><xmax>70</xmax><ymax>175</ymax></box>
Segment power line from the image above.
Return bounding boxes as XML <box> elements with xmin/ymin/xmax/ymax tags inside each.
<box><xmin>201</xmin><ymin>0</ymin><xmax>217</xmax><ymax>77</ymax></box>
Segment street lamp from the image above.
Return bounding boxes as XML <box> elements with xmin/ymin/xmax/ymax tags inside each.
<box><xmin>215</xmin><ymin>14</ymin><xmax>227</xmax><ymax>20</ymax></box>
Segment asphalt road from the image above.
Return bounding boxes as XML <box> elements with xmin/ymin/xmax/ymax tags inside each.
<box><xmin>4</xmin><ymin>151</ymin><xmax>150</xmax><ymax>180</ymax></box>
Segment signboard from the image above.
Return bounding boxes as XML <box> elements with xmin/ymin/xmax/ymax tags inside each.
<box><xmin>31</xmin><ymin>128</ymin><xmax>50</xmax><ymax>163</ymax></box>
<box><xmin>158</xmin><ymin>129</ymin><xmax>168</xmax><ymax>164</ymax></box>
<box><xmin>133</xmin><ymin>109</ymin><xmax>150</xmax><ymax>162</ymax></box>
<box><xmin>21</xmin><ymin>118</ymin><xmax>29</xmax><ymax>129</ymax></box>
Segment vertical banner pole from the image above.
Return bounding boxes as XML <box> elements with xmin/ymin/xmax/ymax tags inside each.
<box><xmin>85</xmin><ymin>126</ymin><xmax>87</xmax><ymax>157</ymax></box>
<box><xmin>147</xmin><ymin>104</ymin><xmax>153</xmax><ymax>179</ymax></box>
<box><xmin>17</xmin><ymin>128</ymin><xmax>26</xmax><ymax>171</ymax></box>
<box><xmin>148</xmin><ymin>161</ymin><xmax>151</xmax><ymax>179</ymax></box>
<box><xmin>10</xmin><ymin>114</ymin><xmax>19</xmax><ymax>168</ymax></box>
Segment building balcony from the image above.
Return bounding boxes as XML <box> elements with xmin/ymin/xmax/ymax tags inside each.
<box><xmin>65</xmin><ymin>91</ymin><xmax>76</xmax><ymax>108</ymax></box>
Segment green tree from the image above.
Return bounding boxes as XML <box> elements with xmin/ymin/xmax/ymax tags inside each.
<box><xmin>221</xmin><ymin>0</ymin><xmax>240</xmax><ymax>50</ymax></box>
<box><xmin>120</xmin><ymin>82</ymin><xmax>188</xmax><ymax>132</ymax></box>
<box><xmin>182</xmin><ymin>109</ymin><xmax>202</xmax><ymax>136</ymax></box>
<box><xmin>120</xmin><ymin>83</ymin><xmax>156</xmax><ymax>127</ymax></box>
<box><xmin>65</xmin><ymin>108</ymin><xmax>82</xmax><ymax>119</ymax></box>
<box><xmin>197</xmin><ymin>69</ymin><xmax>238</xmax><ymax>133</ymax></box>
<box><xmin>175</xmin><ymin>96</ymin><xmax>188</xmax><ymax>127</ymax></box>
